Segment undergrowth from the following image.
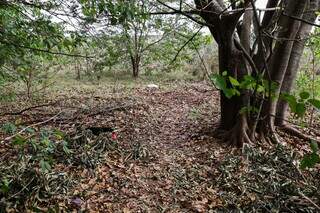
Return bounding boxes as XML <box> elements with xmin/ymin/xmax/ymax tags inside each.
<box><xmin>215</xmin><ymin>144</ymin><xmax>320</xmax><ymax>212</ymax></box>
<box><xmin>0</xmin><ymin>126</ymin><xmax>116</xmax><ymax>211</ymax></box>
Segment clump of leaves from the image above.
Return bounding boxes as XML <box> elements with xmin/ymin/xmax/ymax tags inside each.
<box><xmin>214</xmin><ymin>145</ymin><xmax>320</xmax><ymax>212</ymax></box>
<box><xmin>0</xmin><ymin>125</ymin><xmax>116</xmax><ymax>211</ymax></box>
<box><xmin>282</xmin><ymin>91</ymin><xmax>320</xmax><ymax>118</ymax></box>
<box><xmin>1</xmin><ymin>122</ymin><xmax>17</xmax><ymax>134</ymax></box>
<box><xmin>300</xmin><ymin>141</ymin><xmax>320</xmax><ymax>170</ymax></box>
<box><xmin>210</xmin><ymin>72</ymin><xmax>278</xmax><ymax>99</ymax></box>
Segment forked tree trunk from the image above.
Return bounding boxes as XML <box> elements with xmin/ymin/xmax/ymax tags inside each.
<box><xmin>218</xmin><ymin>43</ymin><xmax>251</xmax><ymax>146</ymax></box>
<box><xmin>194</xmin><ymin>0</ymin><xmax>318</xmax><ymax>147</ymax></box>
<box><xmin>259</xmin><ymin>0</ymin><xmax>307</xmax><ymax>132</ymax></box>
<box><xmin>195</xmin><ymin>0</ymin><xmax>251</xmax><ymax>146</ymax></box>
<box><xmin>275</xmin><ymin>0</ymin><xmax>319</xmax><ymax>126</ymax></box>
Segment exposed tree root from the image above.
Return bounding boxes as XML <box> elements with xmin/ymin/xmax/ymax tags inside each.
<box><xmin>221</xmin><ymin>115</ymin><xmax>252</xmax><ymax>148</ymax></box>
<box><xmin>278</xmin><ymin>124</ymin><xmax>320</xmax><ymax>144</ymax></box>
<box><xmin>214</xmin><ymin>114</ymin><xmax>320</xmax><ymax>148</ymax></box>
<box><xmin>257</xmin><ymin>116</ymin><xmax>282</xmax><ymax>145</ymax></box>
<box><xmin>257</xmin><ymin>131</ymin><xmax>271</xmax><ymax>145</ymax></box>
<box><xmin>226</xmin><ymin>125</ymin><xmax>251</xmax><ymax>148</ymax></box>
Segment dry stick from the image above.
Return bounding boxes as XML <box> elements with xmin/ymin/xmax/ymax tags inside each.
<box><xmin>0</xmin><ymin>102</ymin><xmax>57</xmax><ymax>116</ymax></box>
<box><xmin>217</xmin><ymin>0</ymin><xmax>246</xmax><ymax>16</ymax></box>
<box><xmin>309</xmin><ymin>47</ymin><xmax>316</xmax><ymax>126</ymax></box>
<box><xmin>170</xmin><ymin>26</ymin><xmax>203</xmax><ymax>65</ymax></box>
<box><xmin>149</xmin><ymin>6</ymin><xmax>280</xmax><ymax>16</ymax></box>
<box><xmin>234</xmin><ymin>39</ymin><xmax>259</xmax><ymax>74</ymax></box>
<box><xmin>156</xmin><ymin>0</ymin><xmax>210</xmax><ymax>27</ymax></box>
<box><xmin>1</xmin><ymin>111</ymin><xmax>63</xmax><ymax>143</ymax></box>
<box><xmin>249</xmin><ymin>0</ymin><xmax>268</xmax><ymax>141</ymax></box>
<box><xmin>282</xmin><ymin>12</ymin><xmax>320</xmax><ymax>28</ymax></box>
<box><xmin>2</xmin><ymin>41</ymin><xmax>95</xmax><ymax>58</ymax></box>
<box><xmin>298</xmin><ymin>190</ymin><xmax>320</xmax><ymax>211</ymax></box>
<box><xmin>9</xmin><ymin>177</ymin><xmax>35</xmax><ymax>199</ymax></box>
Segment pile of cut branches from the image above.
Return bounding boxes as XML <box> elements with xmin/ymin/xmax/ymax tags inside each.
<box><xmin>214</xmin><ymin>144</ymin><xmax>320</xmax><ymax>212</ymax></box>
<box><xmin>0</xmin><ymin>127</ymin><xmax>118</xmax><ymax>211</ymax></box>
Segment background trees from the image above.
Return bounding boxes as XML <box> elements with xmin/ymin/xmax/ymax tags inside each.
<box><xmin>0</xmin><ymin>0</ymin><xmax>82</xmax><ymax>99</ymax></box>
<box><xmin>1</xmin><ymin>0</ymin><xmax>320</xmax><ymax>211</ymax></box>
<box><xmin>0</xmin><ymin>0</ymin><xmax>319</xmax><ymax>146</ymax></box>
<box><xmin>79</xmin><ymin>0</ymin><xmax>210</xmax><ymax>78</ymax></box>
<box><xmin>78</xmin><ymin>0</ymin><xmax>320</xmax><ymax>146</ymax></box>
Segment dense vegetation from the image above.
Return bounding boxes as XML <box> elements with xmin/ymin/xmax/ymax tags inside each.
<box><xmin>0</xmin><ymin>0</ymin><xmax>320</xmax><ymax>211</ymax></box>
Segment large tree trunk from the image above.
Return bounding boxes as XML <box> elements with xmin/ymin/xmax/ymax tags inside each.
<box><xmin>217</xmin><ymin>27</ymin><xmax>251</xmax><ymax>147</ymax></box>
<box><xmin>195</xmin><ymin>0</ymin><xmax>251</xmax><ymax>146</ymax></box>
<box><xmin>275</xmin><ymin>0</ymin><xmax>319</xmax><ymax>126</ymax></box>
<box><xmin>259</xmin><ymin>0</ymin><xmax>308</xmax><ymax>133</ymax></box>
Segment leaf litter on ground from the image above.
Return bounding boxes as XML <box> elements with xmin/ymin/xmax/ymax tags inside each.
<box><xmin>0</xmin><ymin>82</ymin><xmax>319</xmax><ymax>212</ymax></box>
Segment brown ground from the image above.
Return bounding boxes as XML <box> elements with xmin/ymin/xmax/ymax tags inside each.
<box><xmin>70</xmin><ymin>83</ymin><xmax>227</xmax><ymax>212</ymax></box>
<box><xmin>0</xmin><ymin>82</ymin><xmax>319</xmax><ymax>212</ymax></box>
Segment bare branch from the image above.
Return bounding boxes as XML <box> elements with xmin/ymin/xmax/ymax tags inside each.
<box><xmin>170</xmin><ymin>26</ymin><xmax>203</xmax><ymax>64</ymax></box>
<box><xmin>282</xmin><ymin>12</ymin><xmax>320</xmax><ymax>28</ymax></box>
<box><xmin>1</xmin><ymin>111</ymin><xmax>63</xmax><ymax>143</ymax></box>
<box><xmin>2</xmin><ymin>41</ymin><xmax>95</xmax><ymax>58</ymax></box>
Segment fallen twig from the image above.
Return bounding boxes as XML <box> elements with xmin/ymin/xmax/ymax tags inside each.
<box><xmin>88</xmin><ymin>103</ymin><xmax>136</xmax><ymax>117</ymax></box>
<box><xmin>298</xmin><ymin>190</ymin><xmax>320</xmax><ymax>211</ymax></box>
<box><xmin>0</xmin><ymin>102</ymin><xmax>57</xmax><ymax>116</ymax></box>
<box><xmin>1</xmin><ymin>111</ymin><xmax>63</xmax><ymax>143</ymax></box>
<box><xmin>9</xmin><ymin>177</ymin><xmax>35</xmax><ymax>199</ymax></box>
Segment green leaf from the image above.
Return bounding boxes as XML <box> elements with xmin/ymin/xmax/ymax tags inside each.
<box><xmin>25</xmin><ymin>127</ymin><xmax>35</xmax><ymax>134</ymax></box>
<box><xmin>296</xmin><ymin>103</ymin><xmax>306</xmax><ymax>117</ymax></box>
<box><xmin>2</xmin><ymin>122</ymin><xmax>17</xmax><ymax>134</ymax></box>
<box><xmin>299</xmin><ymin>91</ymin><xmax>310</xmax><ymax>100</ymax></box>
<box><xmin>239</xmin><ymin>75</ymin><xmax>255</xmax><ymax>90</ymax></box>
<box><xmin>281</xmin><ymin>94</ymin><xmax>297</xmax><ymax>113</ymax></box>
<box><xmin>54</xmin><ymin>129</ymin><xmax>65</xmax><ymax>140</ymax></box>
<box><xmin>12</xmin><ymin>135</ymin><xmax>27</xmax><ymax>146</ymax></box>
<box><xmin>300</xmin><ymin>141</ymin><xmax>320</xmax><ymax>169</ymax></box>
<box><xmin>308</xmin><ymin>99</ymin><xmax>320</xmax><ymax>109</ymax></box>
<box><xmin>300</xmin><ymin>153</ymin><xmax>320</xmax><ymax>170</ymax></box>
<box><xmin>210</xmin><ymin>74</ymin><xmax>226</xmax><ymax>91</ymax></box>
<box><xmin>310</xmin><ymin>140</ymin><xmax>319</xmax><ymax>153</ymax></box>
<box><xmin>257</xmin><ymin>85</ymin><xmax>265</xmax><ymax>93</ymax></box>
<box><xmin>224</xmin><ymin>88</ymin><xmax>235</xmax><ymax>99</ymax></box>
<box><xmin>39</xmin><ymin>159</ymin><xmax>51</xmax><ymax>173</ymax></box>
<box><xmin>229</xmin><ymin>76</ymin><xmax>240</xmax><ymax>86</ymax></box>
<box><xmin>0</xmin><ymin>178</ymin><xmax>10</xmax><ymax>194</ymax></box>
<box><xmin>41</xmin><ymin>138</ymin><xmax>51</xmax><ymax>147</ymax></box>
<box><xmin>62</xmin><ymin>141</ymin><xmax>72</xmax><ymax>155</ymax></box>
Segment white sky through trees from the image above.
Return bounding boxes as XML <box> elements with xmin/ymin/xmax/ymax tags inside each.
<box><xmin>51</xmin><ymin>0</ymin><xmax>269</xmax><ymax>33</ymax></box>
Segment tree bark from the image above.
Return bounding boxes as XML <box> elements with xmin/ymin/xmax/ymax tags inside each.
<box><xmin>275</xmin><ymin>0</ymin><xmax>319</xmax><ymax>126</ymax></box>
<box><xmin>260</xmin><ymin>0</ymin><xmax>308</xmax><ymax>132</ymax></box>
<box><xmin>195</xmin><ymin>0</ymin><xmax>251</xmax><ymax>147</ymax></box>
<box><xmin>207</xmin><ymin>14</ymin><xmax>245</xmax><ymax>130</ymax></box>
<box><xmin>252</xmin><ymin>0</ymin><xmax>281</xmax><ymax>73</ymax></box>
<box><xmin>193</xmin><ymin>0</ymin><xmax>318</xmax><ymax>147</ymax></box>
<box><xmin>131</xmin><ymin>54</ymin><xmax>140</xmax><ymax>78</ymax></box>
